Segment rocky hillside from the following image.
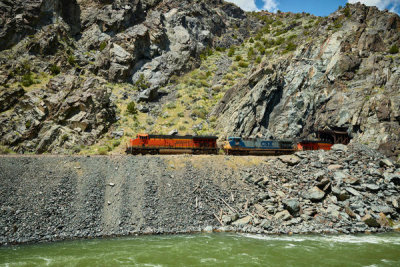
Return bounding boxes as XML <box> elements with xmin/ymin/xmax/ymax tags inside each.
<box><xmin>213</xmin><ymin>3</ymin><xmax>400</xmax><ymax>161</ymax></box>
<box><xmin>0</xmin><ymin>1</ymin><xmax>399</xmax><ymax>159</ymax></box>
<box><xmin>0</xmin><ymin>0</ymin><xmax>255</xmax><ymax>154</ymax></box>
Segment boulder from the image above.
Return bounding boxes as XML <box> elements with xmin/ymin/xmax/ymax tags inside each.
<box><xmin>282</xmin><ymin>199</ymin><xmax>300</xmax><ymax>216</ymax></box>
<box><xmin>274</xmin><ymin>210</ymin><xmax>292</xmax><ymax>221</ymax></box>
<box><xmin>222</xmin><ymin>214</ymin><xmax>238</xmax><ymax>225</ymax></box>
<box><xmin>138</xmin><ymin>87</ymin><xmax>159</xmax><ymax>102</ymax></box>
<box><xmin>362</xmin><ymin>214</ymin><xmax>380</xmax><ymax>228</ymax></box>
<box><xmin>278</xmin><ymin>155</ymin><xmax>301</xmax><ymax>166</ymax></box>
<box><xmin>363</xmin><ymin>184</ymin><xmax>379</xmax><ymax>192</ymax></box>
<box><xmin>346</xmin><ymin>187</ymin><xmax>362</xmax><ymax>197</ymax></box>
<box><xmin>168</xmin><ymin>129</ymin><xmax>178</xmax><ymax>136</ymax></box>
<box><xmin>331</xmin><ymin>144</ymin><xmax>348</xmax><ymax>153</ymax></box>
<box><xmin>305</xmin><ymin>186</ymin><xmax>325</xmax><ymax>202</ymax></box>
<box><xmin>345</xmin><ymin>206</ymin><xmax>356</xmax><ymax>218</ymax></box>
<box><xmin>232</xmin><ymin>216</ymin><xmax>252</xmax><ymax>227</ymax></box>
<box><xmin>328</xmin><ymin>165</ymin><xmax>343</xmax><ymax>171</ymax></box>
<box><xmin>379</xmin><ymin>158</ymin><xmax>394</xmax><ymax>168</ymax></box>
<box><xmin>343</xmin><ymin>176</ymin><xmax>360</xmax><ymax>185</ymax></box>
<box><xmin>371</xmin><ymin>205</ymin><xmax>394</xmax><ymax>214</ymax></box>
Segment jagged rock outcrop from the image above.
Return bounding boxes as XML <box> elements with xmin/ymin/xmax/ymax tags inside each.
<box><xmin>213</xmin><ymin>3</ymin><xmax>400</xmax><ymax>159</ymax></box>
<box><xmin>0</xmin><ymin>75</ymin><xmax>116</xmax><ymax>153</ymax></box>
<box><xmin>0</xmin><ymin>0</ymin><xmax>81</xmax><ymax>50</ymax></box>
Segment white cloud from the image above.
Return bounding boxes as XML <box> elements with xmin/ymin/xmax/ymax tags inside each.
<box><xmin>226</xmin><ymin>0</ymin><xmax>258</xmax><ymax>11</ymax></box>
<box><xmin>347</xmin><ymin>0</ymin><xmax>399</xmax><ymax>12</ymax></box>
<box><xmin>262</xmin><ymin>0</ymin><xmax>279</xmax><ymax>12</ymax></box>
<box><xmin>226</xmin><ymin>0</ymin><xmax>279</xmax><ymax>12</ymax></box>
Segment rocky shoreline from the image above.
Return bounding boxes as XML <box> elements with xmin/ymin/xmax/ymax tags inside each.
<box><xmin>1</xmin><ymin>144</ymin><xmax>399</xmax><ymax>246</ymax></box>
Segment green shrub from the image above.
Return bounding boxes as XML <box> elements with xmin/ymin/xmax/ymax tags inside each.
<box><xmin>21</xmin><ymin>61</ymin><xmax>31</xmax><ymax>73</ymax></box>
<box><xmin>99</xmin><ymin>41</ymin><xmax>107</xmax><ymax>51</ymax></box>
<box><xmin>134</xmin><ymin>74</ymin><xmax>150</xmax><ymax>90</ymax></box>
<box><xmin>235</xmin><ymin>55</ymin><xmax>242</xmax><ymax>61</ymax></box>
<box><xmin>287</xmin><ymin>34</ymin><xmax>297</xmax><ymax>41</ymax></box>
<box><xmin>177</xmin><ymin>112</ymin><xmax>184</xmax><ymax>117</ymax></box>
<box><xmin>228</xmin><ymin>47</ymin><xmax>235</xmax><ymax>57</ymax></box>
<box><xmin>0</xmin><ymin>146</ymin><xmax>13</xmax><ymax>155</ymax></box>
<box><xmin>21</xmin><ymin>73</ymin><xmax>34</xmax><ymax>87</ymax></box>
<box><xmin>238</xmin><ymin>61</ymin><xmax>249</xmax><ymax>68</ymax></box>
<box><xmin>283</xmin><ymin>42</ymin><xmax>297</xmax><ymax>53</ymax></box>
<box><xmin>258</xmin><ymin>47</ymin><xmax>266</xmax><ymax>55</ymax></box>
<box><xmin>166</xmin><ymin>103</ymin><xmax>176</xmax><ymax>109</ymax></box>
<box><xmin>200</xmin><ymin>80</ymin><xmax>210</xmax><ymax>87</ymax></box>
<box><xmin>249</xmin><ymin>38</ymin><xmax>254</xmax><ymax>43</ymax></box>
<box><xmin>247</xmin><ymin>47</ymin><xmax>255</xmax><ymax>59</ymax></box>
<box><xmin>50</xmin><ymin>65</ymin><xmax>61</xmax><ymax>75</ymax></box>
<box><xmin>276</xmin><ymin>37</ymin><xmax>285</xmax><ymax>45</ymax></box>
<box><xmin>344</xmin><ymin>6</ymin><xmax>351</xmax><ymax>17</ymax></box>
<box><xmin>389</xmin><ymin>45</ymin><xmax>399</xmax><ymax>54</ymax></box>
<box><xmin>127</xmin><ymin>101</ymin><xmax>138</xmax><ymax>115</ymax></box>
<box><xmin>97</xmin><ymin>147</ymin><xmax>108</xmax><ymax>155</ymax></box>
<box><xmin>191</xmin><ymin>107</ymin><xmax>208</xmax><ymax>119</ymax></box>
<box><xmin>178</xmin><ymin>125</ymin><xmax>186</xmax><ymax>131</ymax></box>
<box><xmin>274</xmin><ymin>28</ymin><xmax>288</xmax><ymax>36</ymax></box>
<box><xmin>67</xmin><ymin>55</ymin><xmax>76</xmax><ymax>65</ymax></box>
<box><xmin>272</xmin><ymin>20</ymin><xmax>283</xmax><ymax>27</ymax></box>
<box><xmin>256</xmin><ymin>56</ymin><xmax>262</xmax><ymax>64</ymax></box>
<box><xmin>61</xmin><ymin>134</ymin><xmax>69</xmax><ymax>142</ymax></box>
<box><xmin>112</xmin><ymin>140</ymin><xmax>121</xmax><ymax>148</ymax></box>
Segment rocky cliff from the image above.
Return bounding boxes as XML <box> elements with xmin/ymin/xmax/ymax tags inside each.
<box><xmin>0</xmin><ymin>0</ymin><xmax>253</xmax><ymax>153</ymax></box>
<box><xmin>213</xmin><ymin>4</ymin><xmax>400</xmax><ymax>160</ymax></box>
<box><xmin>0</xmin><ymin>1</ymin><xmax>399</xmax><ymax>159</ymax></box>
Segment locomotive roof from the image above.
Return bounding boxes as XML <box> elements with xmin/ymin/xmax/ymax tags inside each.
<box><xmin>228</xmin><ymin>137</ymin><xmax>294</xmax><ymax>142</ymax></box>
<box><xmin>147</xmin><ymin>135</ymin><xmax>218</xmax><ymax>140</ymax></box>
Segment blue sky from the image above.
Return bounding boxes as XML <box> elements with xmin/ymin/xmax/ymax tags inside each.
<box><xmin>226</xmin><ymin>0</ymin><xmax>400</xmax><ymax>16</ymax></box>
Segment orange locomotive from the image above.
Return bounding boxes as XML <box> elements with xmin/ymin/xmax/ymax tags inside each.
<box><xmin>126</xmin><ymin>134</ymin><xmax>218</xmax><ymax>155</ymax></box>
<box><xmin>297</xmin><ymin>140</ymin><xmax>333</xmax><ymax>151</ymax></box>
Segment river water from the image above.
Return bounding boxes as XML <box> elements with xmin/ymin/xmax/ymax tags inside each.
<box><xmin>1</xmin><ymin>233</ymin><xmax>400</xmax><ymax>266</ymax></box>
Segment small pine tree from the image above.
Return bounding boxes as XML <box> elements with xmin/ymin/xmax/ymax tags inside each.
<box><xmin>389</xmin><ymin>44</ymin><xmax>399</xmax><ymax>54</ymax></box>
<box><xmin>228</xmin><ymin>46</ymin><xmax>235</xmax><ymax>57</ymax></box>
<box><xmin>127</xmin><ymin>102</ymin><xmax>138</xmax><ymax>115</ymax></box>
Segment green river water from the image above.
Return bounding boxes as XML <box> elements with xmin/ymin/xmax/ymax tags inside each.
<box><xmin>1</xmin><ymin>233</ymin><xmax>400</xmax><ymax>266</ymax></box>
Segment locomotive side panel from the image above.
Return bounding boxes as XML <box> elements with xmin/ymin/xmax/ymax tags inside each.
<box><xmin>127</xmin><ymin>134</ymin><xmax>218</xmax><ymax>154</ymax></box>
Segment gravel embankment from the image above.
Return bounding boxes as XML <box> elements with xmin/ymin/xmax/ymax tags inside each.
<box><xmin>0</xmin><ymin>144</ymin><xmax>399</xmax><ymax>246</ymax></box>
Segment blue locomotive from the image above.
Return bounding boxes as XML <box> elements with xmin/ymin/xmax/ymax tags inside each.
<box><xmin>223</xmin><ymin>137</ymin><xmax>296</xmax><ymax>155</ymax></box>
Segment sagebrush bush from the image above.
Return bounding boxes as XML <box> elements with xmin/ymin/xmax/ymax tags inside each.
<box><xmin>99</xmin><ymin>41</ymin><xmax>107</xmax><ymax>51</ymax></box>
<box><xmin>389</xmin><ymin>45</ymin><xmax>399</xmax><ymax>54</ymax></box>
<box><xmin>67</xmin><ymin>55</ymin><xmax>76</xmax><ymax>65</ymax></box>
<box><xmin>21</xmin><ymin>73</ymin><xmax>34</xmax><ymax>87</ymax></box>
<box><xmin>235</xmin><ymin>55</ymin><xmax>242</xmax><ymax>61</ymax></box>
<box><xmin>127</xmin><ymin>101</ymin><xmax>138</xmax><ymax>115</ymax></box>
<box><xmin>228</xmin><ymin>47</ymin><xmax>235</xmax><ymax>57</ymax></box>
<box><xmin>50</xmin><ymin>65</ymin><xmax>61</xmax><ymax>75</ymax></box>
<box><xmin>238</xmin><ymin>61</ymin><xmax>249</xmax><ymax>68</ymax></box>
<box><xmin>134</xmin><ymin>74</ymin><xmax>150</xmax><ymax>90</ymax></box>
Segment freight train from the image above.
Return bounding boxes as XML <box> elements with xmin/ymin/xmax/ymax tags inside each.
<box><xmin>126</xmin><ymin>134</ymin><xmax>333</xmax><ymax>155</ymax></box>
